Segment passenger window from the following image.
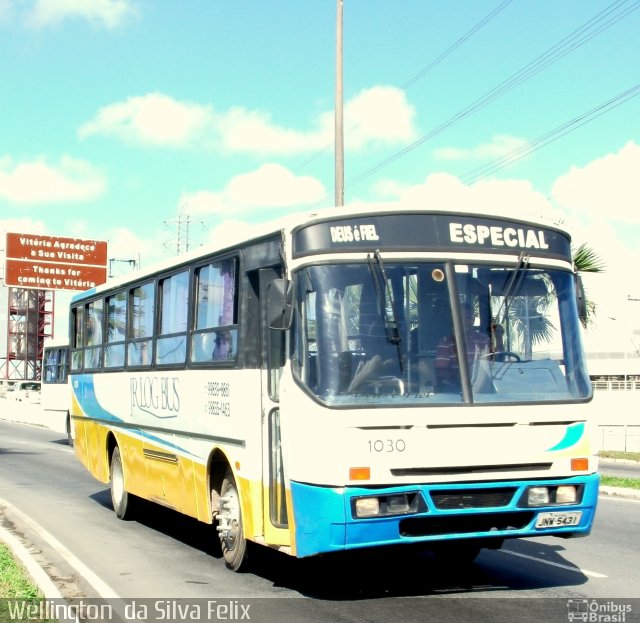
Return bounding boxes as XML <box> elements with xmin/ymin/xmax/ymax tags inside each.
<box><xmin>191</xmin><ymin>258</ymin><xmax>237</xmax><ymax>363</ymax></box>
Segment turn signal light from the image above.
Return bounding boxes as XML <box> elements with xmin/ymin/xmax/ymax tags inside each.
<box><xmin>571</xmin><ymin>458</ymin><xmax>589</xmax><ymax>472</ymax></box>
<box><xmin>349</xmin><ymin>467</ymin><xmax>371</xmax><ymax>481</ymax></box>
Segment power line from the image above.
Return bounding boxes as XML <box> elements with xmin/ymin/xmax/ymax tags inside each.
<box><xmin>459</xmin><ymin>82</ymin><xmax>640</xmax><ymax>184</ymax></box>
<box><xmin>344</xmin><ymin>0</ymin><xmax>640</xmax><ymax>191</ymax></box>
<box><xmin>400</xmin><ymin>0</ymin><xmax>514</xmax><ymax>91</ymax></box>
<box><xmin>292</xmin><ymin>0</ymin><xmax>514</xmax><ymax>175</ymax></box>
<box><xmin>190</xmin><ymin>1</ymin><xmax>515</xmax><ymax>223</ymax></box>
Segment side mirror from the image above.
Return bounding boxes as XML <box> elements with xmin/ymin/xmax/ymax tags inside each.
<box><xmin>575</xmin><ymin>274</ymin><xmax>587</xmax><ymax>324</ymax></box>
<box><xmin>267</xmin><ymin>279</ymin><xmax>293</xmax><ymax>330</ymax></box>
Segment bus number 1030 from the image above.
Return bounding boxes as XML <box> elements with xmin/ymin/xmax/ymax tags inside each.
<box><xmin>368</xmin><ymin>439</ymin><xmax>406</xmax><ymax>453</ymax></box>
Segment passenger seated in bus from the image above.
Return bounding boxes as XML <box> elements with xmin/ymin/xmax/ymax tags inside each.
<box><xmin>347</xmin><ymin>317</ymin><xmax>399</xmax><ymax>393</ymax></box>
<box><xmin>489</xmin><ymin>322</ymin><xmax>507</xmax><ymax>361</ymax></box>
<box><xmin>435</xmin><ymin>303</ymin><xmax>490</xmax><ymax>391</ymax></box>
<box><xmin>212</xmin><ymin>330</ymin><xmax>233</xmax><ymax>361</ymax></box>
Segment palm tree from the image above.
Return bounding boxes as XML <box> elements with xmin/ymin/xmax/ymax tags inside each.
<box><xmin>572</xmin><ymin>243</ymin><xmax>606</xmax><ymax>328</ymax></box>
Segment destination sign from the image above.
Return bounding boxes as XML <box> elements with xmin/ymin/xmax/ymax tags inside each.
<box><xmin>292</xmin><ymin>213</ymin><xmax>571</xmax><ymax>260</ymax></box>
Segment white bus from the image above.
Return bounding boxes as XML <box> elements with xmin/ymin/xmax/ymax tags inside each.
<box><xmin>69</xmin><ymin>205</ymin><xmax>599</xmax><ymax>571</ymax></box>
<box><xmin>42</xmin><ymin>338</ymin><xmax>72</xmax><ymax>443</ymax></box>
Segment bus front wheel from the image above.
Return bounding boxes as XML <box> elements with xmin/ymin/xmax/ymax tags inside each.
<box><xmin>217</xmin><ymin>470</ymin><xmax>248</xmax><ymax>571</ymax></box>
<box><xmin>110</xmin><ymin>447</ymin><xmax>136</xmax><ymax>520</ymax></box>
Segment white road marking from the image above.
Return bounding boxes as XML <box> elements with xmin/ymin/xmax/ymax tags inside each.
<box><xmin>498</xmin><ymin>548</ymin><xmax>608</xmax><ymax>578</ymax></box>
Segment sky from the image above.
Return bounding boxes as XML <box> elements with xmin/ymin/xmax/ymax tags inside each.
<box><xmin>0</xmin><ymin>0</ymin><xmax>639</xmax><ymax>354</ymax></box>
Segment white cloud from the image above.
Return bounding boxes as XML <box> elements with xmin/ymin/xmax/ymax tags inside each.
<box><xmin>0</xmin><ymin>217</ymin><xmax>47</xmax><ymax>239</ymax></box>
<box><xmin>549</xmin><ymin>141</ymin><xmax>640</xmax><ymax>322</ymax></box>
<box><xmin>203</xmin><ymin>220</ymin><xmax>267</xmax><ymax>247</ymax></box>
<box><xmin>0</xmin><ymin>155</ymin><xmax>105</xmax><ymax>204</ymax></box>
<box><xmin>336</xmin><ymin>85</ymin><xmax>417</xmax><ymax>152</ymax></box>
<box><xmin>27</xmin><ymin>0</ymin><xmax>136</xmax><ymax>29</ymax></box>
<box><xmin>225</xmin><ymin>164</ymin><xmax>325</xmax><ymax>207</ymax></box>
<box><xmin>434</xmin><ymin>134</ymin><xmax>527</xmax><ymax>161</ymax></box>
<box><xmin>0</xmin><ymin>0</ymin><xmax>11</xmax><ymax>23</ymax></box>
<box><xmin>180</xmin><ymin>163</ymin><xmax>326</xmax><ymax>216</ymax></box>
<box><xmin>379</xmin><ymin>171</ymin><xmax>560</xmax><ymax>224</ymax></box>
<box><xmin>79</xmin><ymin>93</ymin><xmax>213</xmax><ymax>147</ymax></box>
<box><xmin>218</xmin><ymin>108</ymin><xmax>327</xmax><ymax>155</ymax></box>
<box><xmin>373</xmin><ymin>164</ymin><xmax>640</xmax><ymax>341</ymax></box>
<box><xmin>80</xmin><ymin>86</ymin><xmax>417</xmax><ymax>154</ymax></box>
<box><xmin>552</xmin><ymin>141</ymin><xmax>640</xmax><ymax>225</ymax></box>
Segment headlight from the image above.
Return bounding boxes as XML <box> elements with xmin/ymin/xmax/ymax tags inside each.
<box><xmin>527</xmin><ymin>487</ymin><xmax>550</xmax><ymax>506</ymax></box>
<box><xmin>556</xmin><ymin>485</ymin><xmax>578</xmax><ymax>504</ymax></box>
<box><xmin>351</xmin><ymin>492</ymin><xmax>426</xmax><ymax>518</ymax></box>
<box><xmin>386</xmin><ymin>494</ymin><xmax>410</xmax><ymax>514</ymax></box>
<box><xmin>354</xmin><ymin>497</ymin><xmax>380</xmax><ymax>518</ymax></box>
<box><xmin>520</xmin><ymin>484</ymin><xmax>583</xmax><ymax>507</ymax></box>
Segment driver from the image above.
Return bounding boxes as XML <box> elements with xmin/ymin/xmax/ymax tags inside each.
<box><xmin>435</xmin><ymin>303</ymin><xmax>490</xmax><ymax>391</ymax></box>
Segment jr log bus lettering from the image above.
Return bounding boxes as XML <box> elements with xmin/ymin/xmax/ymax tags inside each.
<box><xmin>68</xmin><ymin>205</ymin><xmax>599</xmax><ymax>571</ymax></box>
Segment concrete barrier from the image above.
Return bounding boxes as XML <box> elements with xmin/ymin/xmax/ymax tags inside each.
<box><xmin>0</xmin><ymin>400</ymin><xmax>67</xmax><ymax>435</ymax></box>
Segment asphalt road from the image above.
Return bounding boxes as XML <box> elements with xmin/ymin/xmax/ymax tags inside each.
<box><xmin>1</xmin><ymin>420</ymin><xmax>639</xmax><ymax>623</ymax></box>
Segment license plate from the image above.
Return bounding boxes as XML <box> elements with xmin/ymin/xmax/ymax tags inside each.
<box><xmin>535</xmin><ymin>511</ymin><xmax>582</xmax><ymax>528</ymax></box>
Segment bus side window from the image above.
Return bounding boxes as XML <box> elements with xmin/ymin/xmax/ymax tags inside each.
<box><xmin>191</xmin><ymin>258</ymin><xmax>238</xmax><ymax>365</ymax></box>
<box><xmin>128</xmin><ymin>282</ymin><xmax>154</xmax><ymax>367</ymax></box>
<box><xmin>156</xmin><ymin>270</ymin><xmax>188</xmax><ymax>366</ymax></box>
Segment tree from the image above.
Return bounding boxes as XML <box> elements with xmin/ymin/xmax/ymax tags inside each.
<box><xmin>572</xmin><ymin>243</ymin><xmax>606</xmax><ymax>328</ymax></box>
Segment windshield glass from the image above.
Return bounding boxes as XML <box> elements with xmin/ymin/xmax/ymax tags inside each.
<box><xmin>291</xmin><ymin>261</ymin><xmax>591</xmax><ymax>407</ymax></box>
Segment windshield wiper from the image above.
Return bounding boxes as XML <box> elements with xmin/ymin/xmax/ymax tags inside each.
<box><xmin>368</xmin><ymin>250</ymin><xmax>402</xmax><ymax>346</ymax></box>
<box><xmin>491</xmin><ymin>252</ymin><xmax>530</xmax><ymax>349</ymax></box>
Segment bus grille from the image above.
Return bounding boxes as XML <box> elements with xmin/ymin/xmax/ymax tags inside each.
<box><xmin>430</xmin><ymin>488</ymin><xmax>517</xmax><ymax>510</ymax></box>
<box><xmin>400</xmin><ymin>511</ymin><xmax>534</xmax><ymax>537</ymax></box>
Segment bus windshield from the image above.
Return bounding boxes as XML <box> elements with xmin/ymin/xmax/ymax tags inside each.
<box><xmin>291</xmin><ymin>260</ymin><xmax>592</xmax><ymax>406</ymax></box>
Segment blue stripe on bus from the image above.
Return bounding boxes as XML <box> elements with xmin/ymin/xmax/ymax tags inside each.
<box><xmin>71</xmin><ymin>288</ymin><xmax>98</xmax><ymax>303</ymax></box>
<box><xmin>290</xmin><ymin>473</ymin><xmax>599</xmax><ymax>558</ymax></box>
<box><xmin>74</xmin><ymin>374</ymin><xmax>201</xmax><ymax>460</ymax></box>
<box><xmin>546</xmin><ymin>422</ymin><xmax>585</xmax><ymax>452</ymax></box>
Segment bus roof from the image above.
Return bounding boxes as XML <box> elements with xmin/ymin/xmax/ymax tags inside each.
<box><xmin>71</xmin><ymin>203</ymin><xmax>570</xmax><ymax>303</ymax></box>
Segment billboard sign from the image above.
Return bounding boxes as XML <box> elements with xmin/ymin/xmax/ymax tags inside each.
<box><xmin>4</xmin><ymin>233</ymin><xmax>108</xmax><ymax>292</ymax></box>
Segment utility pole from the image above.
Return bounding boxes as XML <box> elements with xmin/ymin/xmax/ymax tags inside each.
<box><xmin>165</xmin><ymin>213</ymin><xmax>203</xmax><ymax>255</ymax></box>
<box><xmin>335</xmin><ymin>0</ymin><xmax>344</xmax><ymax>207</ymax></box>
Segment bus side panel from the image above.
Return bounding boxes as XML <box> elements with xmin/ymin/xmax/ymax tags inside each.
<box><xmin>73</xmin><ymin>415</ymin><xmax>110</xmax><ymax>485</ymax></box>
<box><xmin>71</xmin><ymin>386</ymin><xmax>109</xmax><ymax>485</ymax></box>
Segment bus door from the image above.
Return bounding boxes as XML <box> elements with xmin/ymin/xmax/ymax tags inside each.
<box><xmin>258</xmin><ymin>268</ymin><xmax>290</xmax><ymax>546</ymax></box>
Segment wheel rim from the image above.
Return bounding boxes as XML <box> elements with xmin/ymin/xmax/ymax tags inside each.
<box><xmin>112</xmin><ymin>457</ymin><xmax>124</xmax><ymax>506</ymax></box>
<box><xmin>218</xmin><ymin>485</ymin><xmax>241</xmax><ymax>551</ymax></box>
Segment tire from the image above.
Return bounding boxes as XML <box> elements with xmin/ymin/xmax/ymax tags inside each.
<box><xmin>110</xmin><ymin>446</ymin><xmax>136</xmax><ymax>520</ymax></box>
<box><xmin>66</xmin><ymin>413</ymin><xmax>74</xmax><ymax>448</ymax></box>
<box><xmin>217</xmin><ymin>469</ymin><xmax>248</xmax><ymax>571</ymax></box>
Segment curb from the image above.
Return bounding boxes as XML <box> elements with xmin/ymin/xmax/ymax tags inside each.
<box><xmin>0</xmin><ymin>510</ymin><xmax>63</xmax><ymax>600</ymax></box>
<box><xmin>598</xmin><ymin>486</ymin><xmax>640</xmax><ymax>501</ymax></box>
<box><xmin>599</xmin><ymin>457</ymin><xmax>640</xmax><ymax>466</ymax></box>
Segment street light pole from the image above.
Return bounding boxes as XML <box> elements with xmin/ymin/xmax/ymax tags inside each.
<box><xmin>335</xmin><ymin>0</ymin><xmax>344</xmax><ymax>207</ymax></box>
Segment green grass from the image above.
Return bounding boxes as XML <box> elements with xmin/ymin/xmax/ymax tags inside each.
<box><xmin>600</xmin><ymin>475</ymin><xmax>640</xmax><ymax>490</ymax></box>
<box><xmin>0</xmin><ymin>544</ymin><xmax>40</xmax><ymax>599</ymax></box>
<box><xmin>0</xmin><ymin>544</ymin><xmax>58</xmax><ymax>622</ymax></box>
<box><xmin>598</xmin><ymin>451</ymin><xmax>640</xmax><ymax>489</ymax></box>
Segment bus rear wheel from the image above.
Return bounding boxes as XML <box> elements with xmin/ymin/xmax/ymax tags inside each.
<box><xmin>217</xmin><ymin>470</ymin><xmax>248</xmax><ymax>571</ymax></box>
<box><xmin>66</xmin><ymin>413</ymin><xmax>74</xmax><ymax>447</ymax></box>
<box><xmin>110</xmin><ymin>446</ymin><xmax>136</xmax><ymax>520</ymax></box>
